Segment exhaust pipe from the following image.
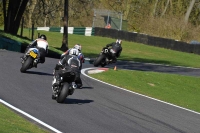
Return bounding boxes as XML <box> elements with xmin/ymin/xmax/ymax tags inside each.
<box><xmin>72</xmin><ymin>84</ymin><xmax>77</xmax><ymax>89</ymax></box>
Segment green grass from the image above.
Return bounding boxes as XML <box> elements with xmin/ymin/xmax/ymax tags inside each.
<box><xmin>0</xmin><ymin>104</ymin><xmax>49</xmax><ymax>133</ymax></box>
<box><xmin>18</xmin><ymin>28</ymin><xmax>200</xmax><ymax>68</ymax></box>
<box><xmin>1</xmin><ymin>28</ymin><xmax>200</xmax><ymax>132</ymax></box>
<box><xmin>89</xmin><ymin>69</ymin><xmax>200</xmax><ymax>113</ymax></box>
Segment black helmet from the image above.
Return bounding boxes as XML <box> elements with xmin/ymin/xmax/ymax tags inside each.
<box><xmin>39</xmin><ymin>34</ymin><xmax>47</xmax><ymax>40</ymax></box>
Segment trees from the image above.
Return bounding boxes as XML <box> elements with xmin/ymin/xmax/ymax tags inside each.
<box><xmin>0</xmin><ymin>1</ymin><xmax>4</xmax><ymax>26</ymax></box>
<box><xmin>24</xmin><ymin>0</ymin><xmax>37</xmax><ymax>28</ymax></box>
<box><xmin>23</xmin><ymin>0</ymin><xmax>64</xmax><ymax>28</ymax></box>
<box><xmin>1</xmin><ymin>0</ymin><xmax>200</xmax><ymax>42</ymax></box>
<box><xmin>61</xmin><ymin>0</ymin><xmax>68</xmax><ymax>51</ymax></box>
<box><xmin>3</xmin><ymin>0</ymin><xmax>29</xmax><ymax>35</ymax></box>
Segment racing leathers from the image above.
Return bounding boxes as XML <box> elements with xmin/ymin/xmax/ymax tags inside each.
<box><xmin>106</xmin><ymin>42</ymin><xmax>122</xmax><ymax>62</ymax></box>
<box><xmin>53</xmin><ymin>54</ymin><xmax>82</xmax><ymax>88</ymax></box>
<box><xmin>60</xmin><ymin>48</ymin><xmax>84</xmax><ymax>69</ymax></box>
<box><xmin>22</xmin><ymin>38</ymin><xmax>48</xmax><ymax>64</ymax></box>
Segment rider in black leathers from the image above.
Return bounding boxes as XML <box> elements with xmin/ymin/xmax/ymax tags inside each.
<box><xmin>53</xmin><ymin>48</ymin><xmax>82</xmax><ymax>88</ymax></box>
<box><xmin>105</xmin><ymin>39</ymin><xmax>122</xmax><ymax>63</ymax></box>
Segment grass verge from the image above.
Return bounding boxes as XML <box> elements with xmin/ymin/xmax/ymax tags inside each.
<box><xmin>89</xmin><ymin>69</ymin><xmax>200</xmax><ymax>113</ymax></box>
<box><xmin>0</xmin><ymin>104</ymin><xmax>49</xmax><ymax>133</ymax></box>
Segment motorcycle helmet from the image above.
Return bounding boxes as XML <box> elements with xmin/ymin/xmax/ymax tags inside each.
<box><xmin>39</xmin><ymin>34</ymin><xmax>47</xmax><ymax>40</ymax></box>
<box><xmin>74</xmin><ymin>44</ymin><xmax>81</xmax><ymax>51</ymax></box>
<box><xmin>69</xmin><ymin>48</ymin><xmax>79</xmax><ymax>56</ymax></box>
<box><xmin>116</xmin><ymin>39</ymin><xmax>122</xmax><ymax>44</ymax></box>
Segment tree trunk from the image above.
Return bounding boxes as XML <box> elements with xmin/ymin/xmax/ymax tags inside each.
<box><xmin>12</xmin><ymin>0</ymin><xmax>29</xmax><ymax>34</ymax></box>
<box><xmin>153</xmin><ymin>0</ymin><xmax>159</xmax><ymax>17</ymax></box>
<box><xmin>184</xmin><ymin>0</ymin><xmax>195</xmax><ymax>24</ymax></box>
<box><xmin>161</xmin><ymin>0</ymin><xmax>170</xmax><ymax>17</ymax></box>
<box><xmin>3</xmin><ymin>0</ymin><xmax>29</xmax><ymax>35</ymax></box>
<box><xmin>122</xmin><ymin>0</ymin><xmax>132</xmax><ymax>20</ymax></box>
<box><xmin>27</xmin><ymin>0</ymin><xmax>37</xmax><ymax>28</ymax></box>
<box><xmin>44</xmin><ymin>15</ymin><xmax>47</xmax><ymax>27</ymax></box>
<box><xmin>61</xmin><ymin>0</ymin><xmax>68</xmax><ymax>52</ymax></box>
<box><xmin>2</xmin><ymin>0</ymin><xmax>7</xmax><ymax>31</ymax></box>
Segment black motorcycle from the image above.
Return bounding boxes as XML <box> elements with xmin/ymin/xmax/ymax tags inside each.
<box><xmin>20</xmin><ymin>48</ymin><xmax>39</xmax><ymax>73</ymax></box>
<box><xmin>93</xmin><ymin>47</ymin><xmax>115</xmax><ymax>67</ymax></box>
<box><xmin>52</xmin><ymin>69</ymin><xmax>77</xmax><ymax>103</ymax></box>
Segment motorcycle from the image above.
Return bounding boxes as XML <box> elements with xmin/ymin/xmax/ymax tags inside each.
<box><xmin>93</xmin><ymin>47</ymin><xmax>115</xmax><ymax>67</ymax></box>
<box><xmin>52</xmin><ymin>69</ymin><xmax>77</xmax><ymax>103</ymax></box>
<box><xmin>20</xmin><ymin>48</ymin><xmax>39</xmax><ymax>73</ymax></box>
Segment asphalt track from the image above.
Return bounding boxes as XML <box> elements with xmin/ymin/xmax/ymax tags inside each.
<box><xmin>1</xmin><ymin>49</ymin><xmax>200</xmax><ymax>133</ymax></box>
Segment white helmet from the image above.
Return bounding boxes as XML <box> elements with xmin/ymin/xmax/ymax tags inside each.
<box><xmin>74</xmin><ymin>44</ymin><xmax>81</xmax><ymax>51</ymax></box>
<box><xmin>69</xmin><ymin>48</ymin><xmax>79</xmax><ymax>56</ymax></box>
<box><xmin>116</xmin><ymin>39</ymin><xmax>122</xmax><ymax>44</ymax></box>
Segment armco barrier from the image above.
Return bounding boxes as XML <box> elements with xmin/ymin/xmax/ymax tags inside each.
<box><xmin>37</xmin><ymin>27</ymin><xmax>95</xmax><ymax>36</ymax></box>
<box><xmin>49</xmin><ymin>27</ymin><xmax>61</xmax><ymax>32</ymax></box>
<box><xmin>73</xmin><ymin>27</ymin><xmax>86</xmax><ymax>35</ymax></box>
<box><xmin>0</xmin><ymin>37</ymin><xmax>21</xmax><ymax>52</ymax></box>
<box><xmin>94</xmin><ymin>27</ymin><xmax>200</xmax><ymax>55</ymax></box>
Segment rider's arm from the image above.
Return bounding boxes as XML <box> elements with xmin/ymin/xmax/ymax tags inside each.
<box><xmin>54</xmin><ymin>57</ymin><xmax>66</xmax><ymax>70</ymax></box>
<box><xmin>106</xmin><ymin>43</ymin><xmax>113</xmax><ymax>47</ymax></box>
<box><xmin>28</xmin><ymin>40</ymin><xmax>37</xmax><ymax>48</ymax></box>
<box><xmin>78</xmin><ymin>53</ymin><xmax>85</xmax><ymax>63</ymax></box>
<box><xmin>60</xmin><ymin>49</ymin><xmax>70</xmax><ymax>59</ymax></box>
<box><xmin>45</xmin><ymin>45</ymin><xmax>48</xmax><ymax>54</ymax></box>
<box><xmin>54</xmin><ymin>63</ymin><xmax>62</xmax><ymax>70</ymax></box>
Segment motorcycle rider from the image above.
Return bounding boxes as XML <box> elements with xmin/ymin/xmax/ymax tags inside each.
<box><xmin>21</xmin><ymin>34</ymin><xmax>48</xmax><ymax>67</ymax></box>
<box><xmin>60</xmin><ymin>44</ymin><xmax>84</xmax><ymax>69</ymax></box>
<box><xmin>53</xmin><ymin>48</ymin><xmax>82</xmax><ymax>89</ymax></box>
<box><xmin>59</xmin><ymin>44</ymin><xmax>84</xmax><ymax>88</ymax></box>
<box><xmin>105</xmin><ymin>39</ymin><xmax>122</xmax><ymax>63</ymax></box>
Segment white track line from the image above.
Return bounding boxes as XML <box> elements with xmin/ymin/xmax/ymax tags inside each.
<box><xmin>81</xmin><ymin>67</ymin><xmax>200</xmax><ymax>115</ymax></box>
<box><xmin>0</xmin><ymin>99</ymin><xmax>62</xmax><ymax>133</ymax></box>
<box><xmin>1</xmin><ymin>66</ymin><xmax>199</xmax><ymax>133</ymax></box>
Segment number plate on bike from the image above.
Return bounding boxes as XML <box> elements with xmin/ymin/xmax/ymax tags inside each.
<box><xmin>30</xmin><ymin>51</ymin><xmax>37</xmax><ymax>58</ymax></box>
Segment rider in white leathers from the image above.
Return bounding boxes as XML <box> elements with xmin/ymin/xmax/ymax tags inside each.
<box><xmin>21</xmin><ymin>34</ymin><xmax>48</xmax><ymax>66</ymax></box>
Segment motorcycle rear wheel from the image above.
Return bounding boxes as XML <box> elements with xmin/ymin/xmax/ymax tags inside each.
<box><xmin>56</xmin><ymin>82</ymin><xmax>70</xmax><ymax>103</ymax></box>
<box><xmin>20</xmin><ymin>56</ymin><xmax>33</xmax><ymax>73</ymax></box>
<box><xmin>93</xmin><ymin>54</ymin><xmax>106</xmax><ymax>67</ymax></box>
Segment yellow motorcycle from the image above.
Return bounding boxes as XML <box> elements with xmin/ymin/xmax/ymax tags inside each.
<box><xmin>20</xmin><ymin>48</ymin><xmax>39</xmax><ymax>73</ymax></box>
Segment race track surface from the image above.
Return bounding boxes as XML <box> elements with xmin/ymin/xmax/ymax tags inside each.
<box><xmin>0</xmin><ymin>49</ymin><xmax>200</xmax><ymax>133</ymax></box>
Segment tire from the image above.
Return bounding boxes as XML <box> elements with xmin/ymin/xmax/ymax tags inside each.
<box><xmin>93</xmin><ymin>54</ymin><xmax>106</xmax><ymax>67</ymax></box>
<box><xmin>101</xmin><ymin>63</ymin><xmax>106</xmax><ymax>67</ymax></box>
<box><xmin>56</xmin><ymin>82</ymin><xmax>70</xmax><ymax>103</ymax></box>
<box><xmin>52</xmin><ymin>94</ymin><xmax>56</xmax><ymax>100</ymax></box>
<box><xmin>20</xmin><ymin>56</ymin><xmax>33</xmax><ymax>73</ymax></box>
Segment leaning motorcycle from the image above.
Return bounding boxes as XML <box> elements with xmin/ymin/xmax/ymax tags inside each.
<box><xmin>52</xmin><ymin>69</ymin><xmax>77</xmax><ymax>103</ymax></box>
<box><xmin>93</xmin><ymin>47</ymin><xmax>115</xmax><ymax>67</ymax></box>
<box><xmin>20</xmin><ymin>48</ymin><xmax>39</xmax><ymax>73</ymax></box>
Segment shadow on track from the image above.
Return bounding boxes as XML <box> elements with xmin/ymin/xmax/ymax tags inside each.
<box><xmin>79</xmin><ymin>86</ymin><xmax>94</xmax><ymax>89</ymax></box>
<box><xmin>62</xmin><ymin>98</ymin><xmax>94</xmax><ymax>104</ymax></box>
<box><xmin>24</xmin><ymin>71</ymin><xmax>53</xmax><ymax>76</ymax></box>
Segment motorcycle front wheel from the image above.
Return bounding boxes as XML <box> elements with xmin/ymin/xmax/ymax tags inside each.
<box><xmin>93</xmin><ymin>54</ymin><xmax>106</xmax><ymax>67</ymax></box>
<box><xmin>56</xmin><ymin>82</ymin><xmax>70</xmax><ymax>103</ymax></box>
<box><xmin>20</xmin><ymin>56</ymin><xmax>33</xmax><ymax>73</ymax></box>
